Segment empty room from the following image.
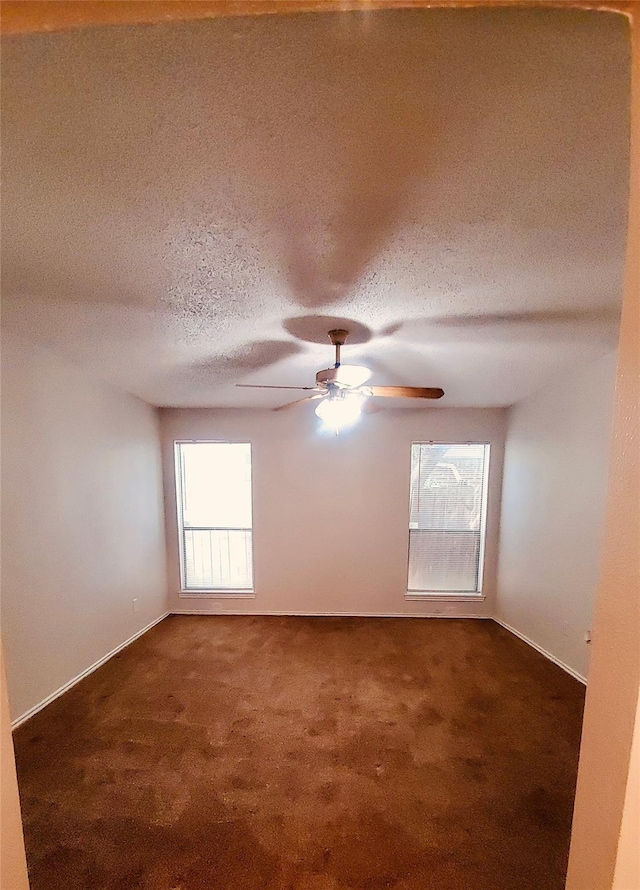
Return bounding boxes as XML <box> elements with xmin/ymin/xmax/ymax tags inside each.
<box><xmin>1</xmin><ymin>3</ymin><xmax>639</xmax><ymax>890</ymax></box>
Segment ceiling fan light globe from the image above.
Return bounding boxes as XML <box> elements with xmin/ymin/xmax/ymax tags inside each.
<box><xmin>315</xmin><ymin>393</ymin><xmax>364</xmax><ymax>431</ymax></box>
<box><xmin>333</xmin><ymin>364</ymin><xmax>372</xmax><ymax>387</ymax></box>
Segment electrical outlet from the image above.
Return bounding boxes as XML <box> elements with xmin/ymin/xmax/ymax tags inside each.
<box><xmin>132</xmin><ymin>598</ymin><xmax>139</xmax><ymax>614</ymax></box>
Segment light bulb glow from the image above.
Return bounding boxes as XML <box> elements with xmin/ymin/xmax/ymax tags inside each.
<box><xmin>315</xmin><ymin>393</ymin><xmax>365</xmax><ymax>432</ymax></box>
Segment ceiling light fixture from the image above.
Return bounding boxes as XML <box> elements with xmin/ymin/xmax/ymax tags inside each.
<box><xmin>314</xmin><ymin>391</ymin><xmax>365</xmax><ymax>434</ymax></box>
<box><xmin>333</xmin><ymin>364</ymin><xmax>372</xmax><ymax>388</ymax></box>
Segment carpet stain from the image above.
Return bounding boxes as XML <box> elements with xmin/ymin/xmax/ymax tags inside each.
<box><xmin>14</xmin><ymin>616</ymin><xmax>585</xmax><ymax>890</ymax></box>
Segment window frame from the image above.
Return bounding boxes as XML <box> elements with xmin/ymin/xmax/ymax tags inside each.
<box><xmin>406</xmin><ymin>441</ymin><xmax>490</xmax><ymax>600</ymax></box>
<box><xmin>174</xmin><ymin>439</ymin><xmax>256</xmax><ymax>598</ymax></box>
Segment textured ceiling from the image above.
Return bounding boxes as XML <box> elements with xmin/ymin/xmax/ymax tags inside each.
<box><xmin>1</xmin><ymin>8</ymin><xmax>630</xmax><ymax>408</ymax></box>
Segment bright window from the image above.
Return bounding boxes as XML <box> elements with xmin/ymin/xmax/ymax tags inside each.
<box><xmin>175</xmin><ymin>442</ymin><xmax>253</xmax><ymax>592</ymax></box>
<box><xmin>408</xmin><ymin>443</ymin><xmax>490</xmax><ymax>594</ymax></box>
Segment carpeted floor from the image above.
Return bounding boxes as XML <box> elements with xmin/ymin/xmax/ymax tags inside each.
<box><xmin>13</xmin><ymin>616</ymin><xmax>585</xmax><ymax>890</ymax></box>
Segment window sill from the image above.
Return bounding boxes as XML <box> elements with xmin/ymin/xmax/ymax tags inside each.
<box><xmin>179</xmin><ymin>591</ymin><xmax>256</xmax><ymax>599</ymax></box>
<box><xmin>405</xmin><ymin>592</ymin><xmax>486</xmax><ymax>603</ymax></box>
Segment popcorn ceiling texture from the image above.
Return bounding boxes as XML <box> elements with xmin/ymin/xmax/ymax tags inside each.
<box><xmin>0</xmin><ymin>8</ymin><xmax>630</xmax><ymax>408</ymax></box>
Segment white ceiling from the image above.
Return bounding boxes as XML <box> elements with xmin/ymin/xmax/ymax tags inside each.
<box><xmin>1</xmin><ymin>8</ymin><xmax>630</xmax><ymax>408</ymax></box>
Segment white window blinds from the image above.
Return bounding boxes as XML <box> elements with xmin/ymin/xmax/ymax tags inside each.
<box><xmin>408</xmin><ymin>443</ymin><xmax>490</xmax><ymax>593</ymax></box>
<box><xmin>176</xmin><ymin>442</ymin><xmax>253</xmax><ymax>592</ymax></box>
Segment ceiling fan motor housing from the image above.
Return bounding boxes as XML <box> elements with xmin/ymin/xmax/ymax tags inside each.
<box><xmin>315</xmin><ymin>367</ymin><xmax>339</xmax><ymax>388</ymax></box>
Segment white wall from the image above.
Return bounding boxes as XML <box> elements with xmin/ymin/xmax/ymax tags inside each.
<box><xmin>161</xmin><ymin>407</ymin><xmax>506</xmax><ymax>618</ymax></box>
<box><xmin>497</xmin><ymin>352</ymin><xmax>617</xmax><ymax>681</ymax></box>
<box><xmin>0</xmin><ymin>334</ymin><xmax>168</xmax><ymax>722</ymax></box>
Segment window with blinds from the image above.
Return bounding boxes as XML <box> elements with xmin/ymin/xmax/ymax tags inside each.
<box><xmin>408</xmin><ymin>443</ymin><xmax>490</xmax><ymax>594</ymax></box>
<box><xmin>175</xmin><ymin>442</ymin><xmax>253</xmax><ymax>592</ymax></box>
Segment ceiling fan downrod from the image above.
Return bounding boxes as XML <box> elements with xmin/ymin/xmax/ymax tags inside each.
<box><xmin>328</xmin><ymin>328</ymin><xmax>348</xmax><ymax>368</ymax></box>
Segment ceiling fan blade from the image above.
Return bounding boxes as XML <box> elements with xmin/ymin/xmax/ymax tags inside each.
<box><xmin>334</xmin><ymin>364</ymin><xmax>372</xmax><ymax>387</ymax></box>
<box><xmin>273</xmin><ymin>394</ymin><xmax>325</xmax><ymax>412</ymax></box>
<box><xmin>368</xmin><ymin>386</ymin><xmax>445</xmax><ymax>399</ymax></box>
<box><xmin>236</xmin><ymin>384</ymin><xmax>319</xmax><ymax>391</ymax></box>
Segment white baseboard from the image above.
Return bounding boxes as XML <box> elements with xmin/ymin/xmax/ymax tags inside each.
<box><xmin>10</xmin><ymin>612</ymin><xmax>583</xmax><ymax>729</ymax></box>
<box><xmin>170</xmin><ymin>609</ymin><xmax>490</xmax><ymax>619</ymax></box>
<box><xmin>11</xmin><ymin>612</ymin><xmax>169</xmax><ymax>730</ymax></box>
<box><xmin>493</xmin><ymin>618</ymin><xmax>587</xmax><ymax>685</ymax></box>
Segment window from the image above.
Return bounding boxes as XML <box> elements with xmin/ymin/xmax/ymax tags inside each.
<box><xmin>408</xmin><ymin>443</ymin><xmax>490</xmax><ymax>594</ymax></box>
<box><xmin>175</xmin><ymin>442</ymin><xmax>253</xmax><ymax>592</ymax></box>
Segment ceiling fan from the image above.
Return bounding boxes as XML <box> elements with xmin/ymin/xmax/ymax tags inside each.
<box><xmin>237</xmin><ymin>329</ymin><xmax>444</xmax><ymax>431</ymax></box>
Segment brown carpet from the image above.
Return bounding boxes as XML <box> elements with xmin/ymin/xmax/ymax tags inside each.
<box><xmin>13</xmin><ymin>616</ymin><xmax>585</xmax><ymax>890</ymax></box>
